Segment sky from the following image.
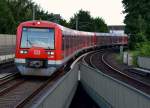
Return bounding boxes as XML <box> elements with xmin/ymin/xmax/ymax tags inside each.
<box><xmin>32</xmin><ymin>0</ymin><xmax>125</xmax><ymax>25</ymax></box>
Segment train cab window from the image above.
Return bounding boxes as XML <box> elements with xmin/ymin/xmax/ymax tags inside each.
<box><xmin>21</xmin><ymin>27</ymin><xmax>54</xmax><ymax>49</ymax></box>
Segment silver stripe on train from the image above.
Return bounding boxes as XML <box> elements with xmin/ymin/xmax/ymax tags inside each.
<box><xmin>15</xmin><ymin>58</ymin><xmax>63</xmax><ymax>65</ymax></box>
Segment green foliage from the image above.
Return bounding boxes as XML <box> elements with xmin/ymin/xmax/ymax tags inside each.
<box><xmin>122</xmin><ymin>0</ymin><xmax>150</xmax><ymax>49</ymax></box>
<box><xmin>130</xmin><ymin>50</ymin><xmax>139</xmax><ymax>66</ymax></box>
<box><xmin>136</xmin><ymin>42</ymin><xmax>150</xmax><ymax>57</ymax></box>
<box><xmin>0</xmin><ymin>1</ymin><xmax>108</xmax><ymax>34</ymax></box>
<box><xmin>69</xmin><ymin>10</ymin><xmax>109</xmax><ymax>32</ymax></box>
<box><xmin>0</xmin><ymin>0</ymin><xmax>15</xmax><ymax>34</ymax></box>
<box><xmin>92</xmin><ymin>17</ymin><xmax>109</xmax><ymax>32</ymax></box>
<box><xmin>69</xmin><ymin>10</ymin><xmax>93</xmax><ymax>31</ymax></box>
<box><xmin>0</xmin><ymin>0</ymin><xmax>69</xmax><ymax>34</ymax></box>
<box><xmin>130</xmin><ymin>41</ymin><xmax>150</xmax><ymax>65</ymax></box>
<box><xmin>115</xmin><ymin>53</ymin><xmax>123</xmax><ymax>64</ymax></box>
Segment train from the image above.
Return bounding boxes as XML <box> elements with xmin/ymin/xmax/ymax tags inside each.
<box><xmin>15</xmin><ymin>21</ymin><xmax>128</xmax><ymax>76</ymax></box>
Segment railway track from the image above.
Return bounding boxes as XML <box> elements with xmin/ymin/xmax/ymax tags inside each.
<box><xmin>0</xmin><ymin>73</ymin><xmax>20</xmax><ymax>94</ymax></box>
<box><xmin>0</xmin><ymin>60</ymin><xmax>17</xmax><ymax>76</ymax></box>
<box><xmin>0</xmin><ymin>68</ymin><xmax>66</xmax><ymax>108</ymax></box>
<box><xmin>0</xmin><ymin>49</ymin><xmax>93</xmax><ymax>108</ymax></box>
<box><xmin>0</xmin><ymin>61</ymin><xmax>14</xmax><ymax>69</ymax></box>
<box><xmin>83</xmin><ymin>49</ymin><xmax>150</xmax><ymax>95</ymax></box>
<box><xmin>0</xmin><ymin>73</ymin><xmax>18</xmax><ymax>81</ymax></box>
<box><xmin>0</xmin><ymin>61</ymin><xmax>19</xmax><ymax>85</ymax></box>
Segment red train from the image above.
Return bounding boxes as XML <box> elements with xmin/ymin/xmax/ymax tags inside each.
<box><xmin>15</xmin><ymin>21</ymin><xmax>128</xmax><ymax>76</ymax></box>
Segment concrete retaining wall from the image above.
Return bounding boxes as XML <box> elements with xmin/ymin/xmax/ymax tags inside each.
<box><xmin>80</xmin><ymin>63</ymin><xmax>150</xmax><ymax>108</ymax></box>
<box><xmin>138</xmin><ymin>57</ymin><xmax>150</xmax><ymax>70</ymax></box>
<box><xmin>0</xmin><ymin>34</ymin><xmax>16</xmax><ymax>55</ymax></box>
<box><xmin>29</xmin><ymin>63</ymin><xmax>79</xmax><ymax>108</ymax></box>
<box><xmin>0</xmin><ymin>34</ymin><xmax>16</xmax><ymax>63</ymax></box>
<box><xmin>0</xmin><ymin>34</ymin><xmax>16</xmax><ymax>46</ymax></box>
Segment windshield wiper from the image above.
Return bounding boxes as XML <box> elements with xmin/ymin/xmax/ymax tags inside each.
<box><xmin>47</xmin><ymin>46</ymin><xmax>51</xmax><ymax>50</ymax></box>
<box><xmin>27</xmin><ymin>39</ymin><xmax>33</xmax><ymax>47</ymax></box>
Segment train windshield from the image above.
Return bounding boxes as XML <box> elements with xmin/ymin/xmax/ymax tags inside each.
<box><xmin>21</xmin><ymin>27</ymin><xmax>54</xmax><ymax>49</ymax></box>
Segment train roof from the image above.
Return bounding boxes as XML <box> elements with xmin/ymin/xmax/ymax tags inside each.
<box><xmin>58</xmin><ymin>25</ymin><xmax>95</xmax><ymax>36</ymax></box>
<box><xmin>19</xmin><ymin>20</ymin><xmax>58</xmax><ymax>28</ymax></box>
<box><xmin>19</xmin><ymin>21</ymin><xmax>128</xmax><ymax>37</ymax></box>
<box><xmin>57</xmin><ymin>22</ymin><xmax>128</xmax><ymax>37</ymax></box>
<box><xmin>19</xmin><ymin>21</ymin><xmax>94</xmax><ymax>36</ymax></box>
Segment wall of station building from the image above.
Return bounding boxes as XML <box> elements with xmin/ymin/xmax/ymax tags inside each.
<box><xmin>0</xmin><ymin>34</ymin><xmax>16</xmax><ymax>55</ymax></box>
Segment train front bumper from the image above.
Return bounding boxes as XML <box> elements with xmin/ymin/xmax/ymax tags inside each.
<box><xmin>15</xmin><ymin>58</ymin><xmax>63</xmax><ymax>76</ymax></box>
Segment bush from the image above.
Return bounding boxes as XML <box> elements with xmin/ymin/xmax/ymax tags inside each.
<box><xmin>136</xmin><ymin>41</ymin><xmax>150</xmax><ymax>57</ymax></box>
<box><xmin>130</xmin><ymin>50</ymin><xmax>139</xmax><ymax>66</ymax></box>
<box><xmin>130</xmin><ymin>41</ymin><xmax>150</xmax><ymax>66</ymax></box>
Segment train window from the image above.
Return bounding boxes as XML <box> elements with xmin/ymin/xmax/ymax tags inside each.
<box><xmin>20</xmin><ymin>27</ymin><xmax>54</xmax><ymax>49</ymax></box>
<box><xmin>65</xmin><ymin>35</ymin><xmax>69</xmax><ymax>49</ymax></box>
<box><xmin>62</xmin><ymin>35</ymin><xmax>64</xmax><ymax>50</ymax></box>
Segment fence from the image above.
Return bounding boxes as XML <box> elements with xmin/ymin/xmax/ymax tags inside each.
<box><xmin>138</xmin><ymin>56</ymin><xmax>150</xmax><ymax>70</ymax></box>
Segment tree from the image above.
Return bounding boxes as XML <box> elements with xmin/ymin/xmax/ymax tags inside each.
<box><xmin>0</xmin><ymin>0</ymin><xmax>15</xmax><ymax>33</ymax></box>
<box><xmin>69</xmin><ymin>9</ymin><xmax>108</xmax><ymax>32</ymax></box>
<box><xmin>0</xmin><ymin>1</ymin><xmax>107</xmax><ymax>34</ymax></box>
<box><xmin>69</xmin><ymin>10</ymin><xmax>93</xmax><ymax>31</ymax></box>
<box><xmin>0</xmin><ymin>0</ymin><xmax>69</xmax><ymax>34</ymax></box>
<box><xmin>7</xmin><ymin>0</ymin><xmax>36</xmax><ymax>24</ymax></box>
<box><xmin>122</xmin><ymin>0</ymin><xmax>150</xmax><ymax>49</ymax></box>
<box><xmin>92</xmin><ymin>17</ymin><xmax>109</xmax><ymax>32</ymax></box>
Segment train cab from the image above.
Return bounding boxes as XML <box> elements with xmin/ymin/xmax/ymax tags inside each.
<box><xmin>15</xmin><ymin>21</ymin><xmax>62</xmax><ymax>76</ymax></box>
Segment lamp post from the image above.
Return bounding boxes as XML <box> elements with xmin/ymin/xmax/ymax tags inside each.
<box><xmin>76</xmin><ymin>16</ymin><xmax>78</xmax><ymax>30</ymax></box>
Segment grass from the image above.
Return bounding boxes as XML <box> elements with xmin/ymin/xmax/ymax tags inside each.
<box><xmin>129</xmin><ymin>41</ymin><xmax>150</xmax><ymax>66</ymax></box>
<box><xmin>114</xmin><ymin>41</ymin><xmax>150</xmax><ymax>66</ymax></box>
<box><xmin>115</xmin><ymin>53</ymin><xmax>123</xmax><ymax>64</ymax></box>
<box><xmin>129</xmin><ymin>50</ymin><xmax>139</xmax><ymax>66</ymax></box>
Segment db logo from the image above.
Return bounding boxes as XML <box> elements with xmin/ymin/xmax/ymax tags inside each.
<box><xmin>34</xmin><ymin>50</ymin><xmax>41</xmax><ymax>55</ymax></box>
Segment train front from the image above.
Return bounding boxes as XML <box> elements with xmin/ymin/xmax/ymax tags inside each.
<box><xmin>15</xmin><ymin>21</ymin><xmax>62</xmax><ymax>76</ymax></box>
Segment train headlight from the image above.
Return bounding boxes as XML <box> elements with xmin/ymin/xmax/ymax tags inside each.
<box><xmin>47</xmin><ymin>52</ymin><xmax>54</xmax><ymax>55</ymax></box>
<box><xmin>24</xmin><ymin>50</ymin><xmax>28</xmax><ymax>54</ymax></box>
<box><xmin>20</xmin><ymin>50</ymin><xmax>24</xmax><ymax>54</ymax></box>
<box><xmin>50</xmin><ymin>52</ymin><xmax>54</xmax><ymax>55</ymax></box>
<box><xmin>20</xmin><ymin>50</ymin><xmax>28</xmax><ymax>54</ymax></box>
<box><xmin>47</xmin><ymin>52</ymin><xmax>51</xmax><ymax>55</ymax></box>
<box><xmin>37</xmin><ymin>21</ymin><xmax>41</xmax><ymax>24</ymax></box>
